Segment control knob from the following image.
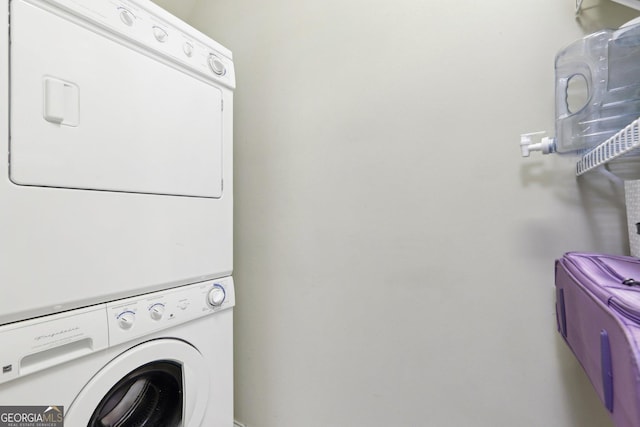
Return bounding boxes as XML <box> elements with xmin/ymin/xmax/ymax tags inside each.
<box><xmin>118</xmin><ymin>8</ymin><xmax>135</xmax><ymax>26</ymax></box>
<box><xmin>208</xmin><ymin>54</ymin><xmax>226</xmax><ymax>76</ymax></box>
<box><xmin>149</xmin><ymin>303</ymin><xmax>165</xmax><ymax>321</ymax></box>
<box><xmin>153</xmin><ymin>26</ymin><xmax>168</xmax><ymax>43</ymax></box>
<box><xmin>207</xmin><ymin>284</ymin><xmax>226</xmax><ymax>307</ymax></box>
<box><xmin>183</xmin><ymin>42</ymin><xmax>194</xmax><ymax>57</ymax></box>
<box><xmin>117</xmin><ymin>311</ymin><xmax>136</xmax><ymax>330</ymax></box>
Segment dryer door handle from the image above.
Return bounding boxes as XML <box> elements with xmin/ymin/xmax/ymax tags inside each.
<box><xmin>43</xmin><ymin>77</ymin><xmax>79</xmax><ymax>127</ymax></box>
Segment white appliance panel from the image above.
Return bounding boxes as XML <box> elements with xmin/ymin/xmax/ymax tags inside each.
<box><xmin>10</xmin><ymin>0</ymin><xmax>223</xmax><ymax>198</ymax></box>
<box><xmin>0</xmin><ymin>279</ymin><xmax>235</xmax><ymax>426</ymax></box>
<box><xmin>0</xmin><ymin>0</ymin><xmax>235</xmax><ymax>326</ymax></box>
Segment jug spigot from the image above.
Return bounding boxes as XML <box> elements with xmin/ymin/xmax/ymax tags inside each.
<box><xmin>520</xmin><ymin>131</ymin><xmax>556</xmax><ymax>157</ymax></box>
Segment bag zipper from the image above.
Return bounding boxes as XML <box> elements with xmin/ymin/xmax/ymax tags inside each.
<box><xmin>609</xmin><ymin>298</ymin><xmax>640</xmax><ymax>324</ymax></box>
<box><xmin>569</xmin><ymin>253</ymin><xmax>640</xmax><ymax>288</ymax></box>
<box><xmin>566</xmin><ymin>253</ymin><xmax>640</xmax><ymax>324</ymax></box>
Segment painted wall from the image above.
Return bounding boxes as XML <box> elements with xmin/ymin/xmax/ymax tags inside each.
<box><xmin>182</xmin><ymin>0</ymin><xmax>638</xmax><ymax>425</ymax></box>
<box><xmin>151</xmin><ymin>0</ymin><xmax>198</xmax><ymax>22</ymax></box>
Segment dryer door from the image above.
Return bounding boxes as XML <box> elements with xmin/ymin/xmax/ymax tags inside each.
<box><xmin>10</xmin><ymin>0</ymin><xmax>224</xmax><ymax>198</ymax></box>
<box><xmin>65</xmin><ymin>339</ymin><xmax>209</xmax><ymax>427</ymax></box>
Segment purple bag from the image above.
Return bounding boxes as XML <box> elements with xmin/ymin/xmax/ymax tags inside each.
<box><xmin>556</xmin><ymin>252</ymin><xmax>640</xmax><ymax>427</ymax></box>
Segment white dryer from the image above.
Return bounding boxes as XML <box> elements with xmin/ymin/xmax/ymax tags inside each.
<box><xmin>0</xmin><ymin>0</ymin><xmax>235</xmax><ymax>325</ymax></box>
<box><xmin>0</xmin><ymin>277</ymin><xmax>235</xmax><ymax>426</ymax></box>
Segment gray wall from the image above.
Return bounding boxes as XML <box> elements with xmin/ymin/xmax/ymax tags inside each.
<box><xmin>180</xmin><ymin>0</ymin><xmax>637</xmax><ymax>425</ymax></box>
<box><xmin>150</xmin><ymin>0</ymin><xmax>198</xmax><ymax>21</ymax></box>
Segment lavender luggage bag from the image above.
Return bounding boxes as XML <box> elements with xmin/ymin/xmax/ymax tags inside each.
<box><xmin>556</xmin><ymin>252</ymin><xmax>640</xmax><ymax>427</ymax></box>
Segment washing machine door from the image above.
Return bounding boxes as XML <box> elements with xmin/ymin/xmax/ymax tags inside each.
<box><xmin>65</xmin><ymin>339</ymin><xmax>209</xmax><ymax>427</ymax></box>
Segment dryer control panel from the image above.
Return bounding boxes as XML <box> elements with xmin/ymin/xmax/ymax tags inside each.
<box><xmin>25</xmin><ymin>0</ymin><xmax>234</xmax><ymax>87</ymax></box>
<box><xmin>107</xmin><ymin>277</ymin><xmax>235</xmax><ymax>346</ymax></box>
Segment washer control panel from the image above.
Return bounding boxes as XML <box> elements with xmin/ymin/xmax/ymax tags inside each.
<box><xmin>108</xmin><ymin>276</ymin><xmax>235</xmax><ymax>346</ymax></box>
<box><xmin>0</xmin><ymin>277</ymin><xmax>234</xmax><ymax>384</ymax></box>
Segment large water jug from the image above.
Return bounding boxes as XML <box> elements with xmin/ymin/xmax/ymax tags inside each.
<box><xmin>555</xmin><ymin>20</ymin><xmax>640</xmax><ymax>154</ymax></box>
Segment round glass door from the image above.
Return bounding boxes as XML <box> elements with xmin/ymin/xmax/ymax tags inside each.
<box><xmin>88</xmin><ymin>361</ymin><xmax>182</xmax><ymax>427</ymax></box>
<box><xmin>65</xmin><ymin>339</ymin><xmax>209</xmax><ymax>427</ymax></box>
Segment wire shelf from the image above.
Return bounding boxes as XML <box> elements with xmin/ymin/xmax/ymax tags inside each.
<box><xmin>576</xmin><ymin>117</ymin><xmax>640</xmax><ymax>176</ymax></box>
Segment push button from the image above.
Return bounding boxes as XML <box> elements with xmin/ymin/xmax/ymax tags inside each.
<box><xmin>183</xmin><ymin>42</ymin><xmax>194</xmax><ymax>57</ymax></box>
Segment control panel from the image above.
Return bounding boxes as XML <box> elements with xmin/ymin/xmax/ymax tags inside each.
<box><xmin>0</xmin><ymin>277</ymin><xmax>234</xmax><ymax>384</ymax></box>
<box><xmin>29</xmin><ymin>0</ymin><xmax>234</xmax><ymax>88</ymax></box>
<box><xmin>107</xmin><ymin>277</ymin><xmax>235</xmax><ymax>346</ymax></box>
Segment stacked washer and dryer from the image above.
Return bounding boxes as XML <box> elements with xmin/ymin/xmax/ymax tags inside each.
<box><xmin>0</xmin><ymin>0</ymin><xmax>235</xmax><ymax>425</ymax></box>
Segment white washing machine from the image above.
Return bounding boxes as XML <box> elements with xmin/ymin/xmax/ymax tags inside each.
<box><xmin>0</xmin><ymin>277</ymin><xmax>235</xmax><ymax>426</ymax></box>
<box><xmin>0</xmin><ymin>0</ymin><xmax>235</xmax><ymax>325</ymax></box>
